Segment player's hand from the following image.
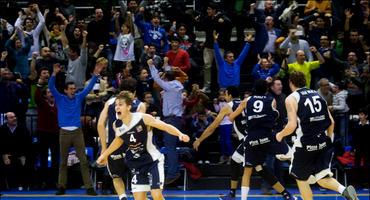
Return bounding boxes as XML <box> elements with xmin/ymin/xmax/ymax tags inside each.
<box><xmin>96</xmin><ymin>155</ymin><xmax>107</xmax><ymax>166</ymax></box>
<box><xmin>193</xmin><ymin>139</ymin><xmax>201</xmax><ymax>151</ymax></box>
<box><xmin>179</xmin><ymin>134</ymin><xmax>190</xmax><ymax>142</ymax></box>
<box><xmin>276</xmin><ymin>132</ymin><xmax>283</xmax><ymax>142</ymax></box>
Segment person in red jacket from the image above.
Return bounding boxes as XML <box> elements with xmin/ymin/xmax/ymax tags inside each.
<box><xmin>165</xmin><ymin>36</ymin><xmax>191</xmax><ymax>74</ymax></box>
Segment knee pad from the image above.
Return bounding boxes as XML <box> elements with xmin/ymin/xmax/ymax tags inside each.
<box><xmin>255</xmin><ymin>165</ymin><xmax>278</xmax><ymax>186</ymax></box>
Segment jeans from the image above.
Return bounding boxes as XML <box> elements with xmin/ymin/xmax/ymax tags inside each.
<box><xmin>162</xmin><ymin>116</ymin><xmax>182</xmax><ymax>178</ymax></box>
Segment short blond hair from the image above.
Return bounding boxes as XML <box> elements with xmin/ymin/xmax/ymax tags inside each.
<box><xmin>96</xmin><ymin>57</ymin><xmax>108</xmax><ymax>64</ymax></box>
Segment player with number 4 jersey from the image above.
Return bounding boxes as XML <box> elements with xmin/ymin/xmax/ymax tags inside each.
<box><xmin>97</xmin><ymin>91</ymin><xmax>190</xmax><ymax>200</ymax></box>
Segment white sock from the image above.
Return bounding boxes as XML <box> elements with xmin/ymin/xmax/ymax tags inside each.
<box><xmin>241</xmin><ymin>186</ymin><xmax>250</xmax><ymax>200</ymax></box>
<box><xmin>119</xmin><ymin>193</ymin><xmax>127</xmax><ymax>199</ymax></box>
<box><xmin>338</xmin><ymin>185</ymin><xmax>346</xmax><ymax>194</ymax></box>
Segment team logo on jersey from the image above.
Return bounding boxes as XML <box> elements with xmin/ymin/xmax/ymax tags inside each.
<box><xmin>136</xmin><ymin>125</ymin><xmax>143</xmax><ymax>132</ymax></box>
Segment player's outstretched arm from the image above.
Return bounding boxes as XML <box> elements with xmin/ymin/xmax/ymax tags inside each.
<box><xmin>193</xmin><ymin>106</ymin><xmax>232</xmax><ymax>151</ymax></box>
<box><xmin>276</xmin><ymin>96</ymin><xmax>298</xmax><ymax>142</ymax></box>
<box><xmin>229</xmin><ymin>99</ymin><xmax>247</xmax><ymax>122</ymax></box>
<box><xmin>143</xmin><ymin>114</ymin><xmax>190</xmax><ymax>142</ymax></box>
<box><xmin>326</xmin><ymin>108</ymin><xmax>335</xmax><ymax>141</ymax></box>
<box><xmin>97</xmin><ymin>101</ymin><xmax>109</xmax><ymax>154</ymax></box>
<box><xmin>97</xmin><ymin>137</ymin><xmax>124</xmax><ymax>166</ymax></box>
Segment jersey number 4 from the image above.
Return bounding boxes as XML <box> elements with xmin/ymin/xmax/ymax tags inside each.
<box><xmin>304</xmin><ymin>96</ymin><xmax>322</xmax><ymax>113</ymax></box>
<box><xmin>130</xmin><ymin>134</ymin><xmax>137</xmax><ymax>143</ymax></box>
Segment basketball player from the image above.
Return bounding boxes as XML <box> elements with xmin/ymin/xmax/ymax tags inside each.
<box><xmin>276</xmin><ymin>71</ymin><xmax>358</xmax><ymax>200</ymax></box>
<box><xmin>97</xmin><ymin>91</ymin><xmax>190</xmax><ymax>200</ymax></box>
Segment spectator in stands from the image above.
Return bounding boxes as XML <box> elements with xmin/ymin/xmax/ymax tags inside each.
<box><xmin>195</xmin><ymin>2</ymin><xmax>232</xmax><ymax>93</ymax></box>
<box><xmin>176</xmin><ymin>23</ymin><xmax>193</xmax><ymax>51</ymax></box>
<box><xmin>62</xmin><ymin>30</ymin><xmax>88</xmax><ymax>90</ymax></box>
<box><xmin>0</xmin><ymin>18</ymin><xmax>13</xmax><ymax>53</ymax></box>
<box><xmin>343</xmin><ymin>12</ymin><xmax>367</xmax><ymax>61</ymax></box>
<box><xmin>191</xmin><ymin>110</ymin><xmax>213</xmax><ymax>164</ymax></box>
<box><xmin>87</xmin><ymin>7</ymin><xmax>110</xmax><ymax>51</ymax></box>
<box><xmin>143</xmin><ymin>91</ymin><xmax>162</xmax><ymax>118</ymax></box>
<box><xmin>307</xmin><ymin>15</ymin><xmax>332</xmax><ymax>48</ymax></box>
<box><xmin>0</xmin><ymin>112</ymin><xmax>32</xmax><ymax>190</ymax></box>
<box><xmin>58</xmin><ymin>0</ymin><xmax>76</xmax><ymax>19</ymax></box>
<box><xmin>5</xmin><ymin>28</ymin><xmax>32</xmax><ymax>79</ymax></box>
<box><xmin>352</xmin><ymin>107</ymin><xmax>370</xmax><ymax>188</ymax></box>
<box><xmin>14</xmin><ymin>3</ymin><xmax>45</xmax><ymax>59</ymax></box>
<box><xmin>283</xmin><ymin>46</ymin><xmax>325</xmax><ymax>88</ymax></box>
<box><xmin>49</xmin><ymin>59</ymin><xmax>106</xmax><ymax>196</ymax></box>
<box><xmin>119</xmin><ymin>0</ymin><xmax>143</xmax><ymax>63</ymax></box>
<box><xmin>317</xmin><ymin>78</ymin><xmax>333</xmax><ymax>106</ymax></box>
<box><xmin>0</xmin><ymin>68</ymin><xmax>29</xmax><ymax>124</ymax></box>
<box><xmin>280</xmin><ymin>27</ymin><xmax>313</xmax><ymax>64</ymax></box>
<box><xmin>35</xmin><ymin>80</ymin><xmax>59</xmax><ymax>188</ymax></box>
<box><xmin>113</xmin><ymin>11</ymin><xmax>135</xmax><ymax>63</ymax></box>
<box><xmin>116</xmin><ymin>61</ymin><xmax>133</xmax><ymax>88</ymax></box>
<box><xmin>0</xmin><ymin>51</ymin><xmax>8</xmax><ymax>69</ymax></box>
<box><xmin>135</xmin><ymin>8</ymin><xmax>168</xmax><ymax>55</ymax></box>
<box><xmin>214</xmin><ymin>32</ymin><xmax>252</xmax><ymax>89</ymax></box>
<box><xmin>224</xmin><ymin>0</ymin><xmax>248</xmax><ymax>43</ymax></box>
<box><xmin>166</xmin><ymin>36</ymin><xmax>191</xmax><ymax>74</ymax></box>
<box><xmin>141</xmin><ymin>44</ymin><xmax>163</xmax><ymax>70</ymax></box>
<box><xmin>304</xmin><ymin>0</ymin><xmax>332</xmax><ymax>15</ymax></box>
<box><xmin>136</xmin><ymin>68</ymin><xmax>154</xmax><ymax>101</ymax></box>
<box><xmin>252</xmin><ymin>0</ymin><xmax>289</xmax><ymax>26</ymax></box>
<box><xmin>147</xmin><ymin>59</ymin><xmax>184</xmax><ymax>184</ymax></box>
<box><xmin>329</xmin><ymin>81</ymin><xmax>350</xmax><ymax>147</ymax></box>
<box><xmin>252</xmin><ymin>53</ymin><xmax>280</xmax><ymax>81</ymax></box>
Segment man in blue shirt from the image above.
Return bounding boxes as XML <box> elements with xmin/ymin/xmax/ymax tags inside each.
<box><xmin>49</xmin><ymin>58</ymin><xmax>106</xmax><ymax>195</ymax></box>
<box><xmin>214</xmin><ymin>31</ymin><xmax>253</xmax><ymax>89</ymax></box>
<box><xmin>147</xmin><ymin>59</ymin><xmax>184</xmax><ymax>184</ymax></box>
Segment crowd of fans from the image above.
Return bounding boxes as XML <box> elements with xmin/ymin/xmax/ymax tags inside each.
<box><xmin>0</xmin><ymin>0</ymin><xmax>369</xmax><ymax>193</ymax></box>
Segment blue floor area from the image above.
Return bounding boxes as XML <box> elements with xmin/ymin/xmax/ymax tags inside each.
<box><xmin>1</xmin><ymin>188</ymin><xmax>369</xmax><ymax>200</ymax></box>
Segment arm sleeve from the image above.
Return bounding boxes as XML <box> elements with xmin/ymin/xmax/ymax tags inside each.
<box><xmin>79</xmin><ymin>75</ymin><xmax>98</xmax><ymax>98</ymax></box>
<box><xmin>268</xmin><ymin>63</ymin><xmax>281</xmax><ymax>77</ymax></box>
<box><xmin>34</xmin><ymin>11</ymin><xmax>45</xmax><ymax>37</ymax></box>
<box><xmin>48</xmin><ymin>75</ymin><xmax>63</xmax><ymax>99</ymax></box>
<box><xmin>213</xmin><ymin>42</ymin><xmax>224</xmax><ymax>70</ymax></box>
<box><xmin>149</xmin><ymin>65</ymin><xmax>172</xmax><ymax>91</ymax></box>
<box><xmin>251</xmin><ymin>64</ymin><xmax>260</xmax><ymax>79</ymax></box>
<box><xmin>308</xmin><ymin>61</ymin><xmax>320</xmax><ymax>71</ymax></box>
<box><xmin>235</xmin><ymin>42</ymin><xmax>250</xmax><ymax>66</ymax></box>
<box><xmin>279</xmin><ymin>36</ymin><xmax>291</xmax><ymax>49</ymax></box>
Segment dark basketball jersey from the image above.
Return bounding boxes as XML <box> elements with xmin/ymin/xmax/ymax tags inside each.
<box><xmin>245</xmin><ymin>95</ymin><xmax>278</xmax><ymax>140</ymax></box>
<box><xmin>106</xmin><ymin>97</ymin><xmax>144</xmax><ymax>144</ymax></box>
<box><xmin>228</xmin><ymin>99</ymin><xmax>247</xmax><ymax>140</ymax></box>
<box><xmin>290</xmin><ymin>88</ymin><xmax>331</xmax><ymax>146</ymax></box>
<box><xmin>116</xmin><ymin>113</ymin><xmax>161</xmax><ymax>169</ymax></box>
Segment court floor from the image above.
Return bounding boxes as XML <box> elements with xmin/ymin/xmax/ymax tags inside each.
<box><xmin>1</xmin><ymin>188</ymin><xmax>369</xmax><ymax>200</ymax></box>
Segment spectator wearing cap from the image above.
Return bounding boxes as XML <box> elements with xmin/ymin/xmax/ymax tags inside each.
<box><xmin>165</xmin><ymin>36</ymin><xmax>191</xmax><ymax>74</ymax></box>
